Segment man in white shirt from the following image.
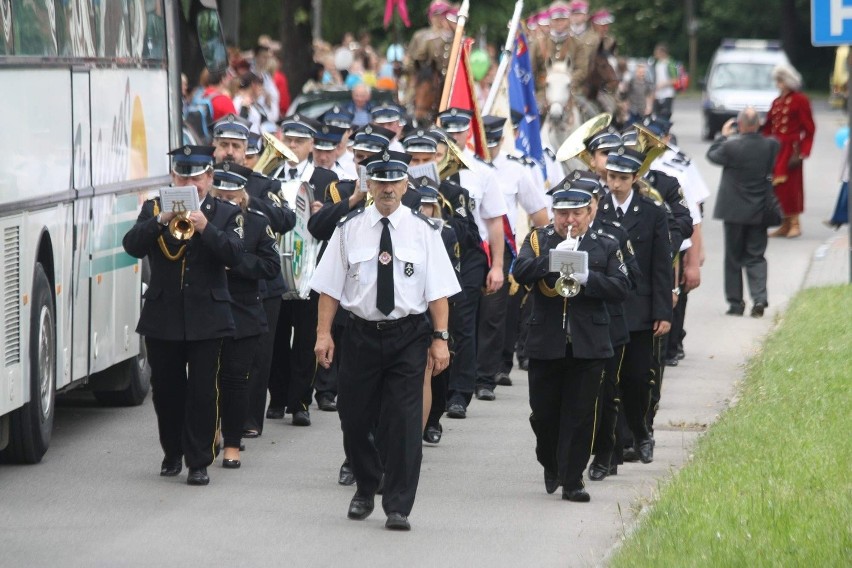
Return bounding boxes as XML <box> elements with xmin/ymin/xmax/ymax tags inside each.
<box><xmin>651</xmin><ymin>43</ymin><xmax>676</xmax><ymax>121</ymax></box>
<box><xmin>370</xmin><ymin>103</ymin><xmax>407</xmax><ymax>152</ymax></box>
<box><xmin>312</xmin><ymin>150</ymin><xmax>460</xmax><ymax>531</ymax></box>
<box><xmin>312</xmin><ymin>124</ymin><xmax>351</xmax><ymax>179</ymax></box>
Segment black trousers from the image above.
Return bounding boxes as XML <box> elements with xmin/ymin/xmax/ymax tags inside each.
<box><xmin>591</xmin><ymin>343</ymin><xmax>626</xmax><ymax>467</ymax></box>
<box><xmin>220</xmin><ymin>334</ymin><xmax>260</xmax><ymax>448</ymax></box>
<box><xmin>666</xmin><ymin>289</ymin><xmax>688</xmax><ymax>359</ymax></box>
<box><xmin>268</xmin><ymin>295</ymin><xmax>317</xmax><ymax>414</ymax></box>
<box><xmin>648</xmin><ymin>334</ymin><xmax>666</xmax><ymax>433</ymax></box>
<box><xmin>528</xmin><ymin>347</ymin><xmax>604</xmax><ymax>490</ymax></box>
<box><xmin>501</xmin><ymin>283</ymin><xmax>524</xmax><ymax>373</ymax></box>
<box><xmin>245</xmin><ymin>297</ymin><xmax>282</xmax><ymax>433</ymax></box>
<box><xmin>338</xmin><ymin>314</ymin><xmax>430</xmax><ymax>516</ymax></box>
<box><xmin>146</xmin><ymin>337</ymin><xmax>222</xmax><ymax>468</ymax></box>
<box><xmin>653</xmin><ymin>97</ymin><xmax>673</xmax><ymax>121</ymax></box>
<box><xmin>476</xmin><ymin>248</ymin><xmax>512</xmax><ymax>389</ymax></box>
<box><xmin>314</xmin><ymin>320</ymin><xmax>344</xmax><ymax>402</ymax></box>
<box><xmin>620</xmin><ymin>329</ymin><xmax>654</xmax><ymax>446</ymax></box>
<box><xmin>723</xmin><ymin>222</ymin><xmax>768</xmax><ymax>306</ymax></box>
<box><xmin>447</xmin><ymin>283</ymin><xmax>481</xmax><ymax>405</ymax></box>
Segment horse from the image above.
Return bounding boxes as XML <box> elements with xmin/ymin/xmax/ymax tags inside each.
<box><xmin>583</xmin><ymin>42</ymin><xmax>620</xmax><ymax>117</ymax></box>
<box><xmin>541</xmin><ymin>59</ymin><xmax>581</xmax><ymax>153</ymax></box>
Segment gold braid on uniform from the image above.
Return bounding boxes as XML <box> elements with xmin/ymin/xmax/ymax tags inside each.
<box><xmin>530</xmin><ymin>229</ymin><xmax>559</xmax><ymax>298</ymax></box>
<box><xmin>152</xmin><ymin>200</ymin><xmax>187</xmax><ymax>261</ymax></box>
<box><xmin>327</xmin><ymin>181</ymin><xmax>342</xmax><ymax>204</ymax></box>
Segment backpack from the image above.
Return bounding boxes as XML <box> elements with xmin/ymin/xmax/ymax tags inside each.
<box><xmin>184</xmin><ymin>90</ymin><xmax>215</xmax><ymax>143</ymax></box>
<box><xmin>670</xmin><ymin>60</ymin><xmax>689</xmax><ymax>92</ymax></box>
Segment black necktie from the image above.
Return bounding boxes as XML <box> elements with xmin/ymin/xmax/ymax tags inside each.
<box><xmin>616</xmin><ymin>208</ymin><xmax>624</xmax><ymax>221</ymax></box>
<box><xmin>377</xmin><ymin>218</ymin><xmax>394</xmax><ymax>316</ymax></box>
<box><xmin>288</xmin><ymin>167</ymin><xmax>298</xmax><ymax>180</ymax></box>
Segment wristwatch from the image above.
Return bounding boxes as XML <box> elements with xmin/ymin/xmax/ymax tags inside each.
<box><xmin>432</xmin><ymin>330</ymin><xmax>450</xmax><ymax>341</ymax></box>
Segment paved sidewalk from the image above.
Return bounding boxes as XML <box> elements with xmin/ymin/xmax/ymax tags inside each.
<box><xmin>803</xmin><ymin>232</ymin><xmax>850</xmax><ymax>289</ymax></box>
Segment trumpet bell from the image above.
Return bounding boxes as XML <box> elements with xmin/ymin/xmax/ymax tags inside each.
<box><xmin>555</xmin><ymin>113</ymin><xmax>612</xmax><ymax>165</ymax></box>
<box><xmin>254</xmin><ymin>132</ymin><xmax>299</xmax><ymax>176</ymax></box>
<box><xmin>555</xmin><ymin>274</ymin><xmax>581</xmax><ymax>298</ymax></box>
<box><xmin>169</xmin><ymin>214</ymin><xmax>195</xmax><ymax>240</ymax></box>
<box><xmin>632</xmin><ymin>123</ymin><xmax>670</xmax><ymax>178</ymax></box>
<box><xmin>438</xmin><ymin>138</ymin><xmax>474</xmax><ymax>180</ymax></box>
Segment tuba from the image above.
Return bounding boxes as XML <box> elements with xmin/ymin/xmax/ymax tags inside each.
<box><xmin>630</xmin><ymin>123</ymin><xmax>669</xmax><ymax>204</ymax></box>
<box><xmin>554</xmin><ymin>235</ymin><xmax>582</xmax><ymax>298</ymax></box>
<box><xmin>555</xmin><ymin>113</ymin><xmax>612</xmax><ymax>166</ymax></box>
<box><xmin>437</xmin><ymin>138</ymin><xmax>474</xmax><ymax>180</ymax></box>
<box><xmin>253</xmin><ymin>131</ymin><xmax>299</xmax><ymax>176</ymax></box>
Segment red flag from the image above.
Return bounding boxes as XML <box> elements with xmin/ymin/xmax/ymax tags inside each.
<box><xmin>383</xmin><ymin>0</ymin><xmax>411</xmax><ymax>28</ymax></box>
<box><xmin>447</xmin><ymin>38</ymin><xmax>489</xmax><ymax>161</ymax></box>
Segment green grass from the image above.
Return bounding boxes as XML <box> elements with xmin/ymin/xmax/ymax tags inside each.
<box><xmin>610</xmin><ymin>285</ymin><xmax>852</xmax><ymax>568</ymax></box>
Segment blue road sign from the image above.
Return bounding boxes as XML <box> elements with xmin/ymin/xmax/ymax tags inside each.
<box><xmin>813</xmin><ymin>0</ymin><xmax>852</xmax><ymax>46</ymax></box>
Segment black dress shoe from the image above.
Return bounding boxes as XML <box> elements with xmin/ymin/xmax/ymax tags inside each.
<box><xmin>638</xmin><ymin>438</ymin><xmax>654</xmax><ymax>464</ymax></box>
<box><xmin>446</xmin><ymin>403</ymin><xmax>467</xmax><ymax>419</ymax></box>
<box><xmin>588</xmin><ymin>462</ymin><xmax>610</xmax><ymax>481</ymax></box>
<box><xmin>266</xmin><ymin>407</ymin><xmax>286</xmax><ymax>420</ymax></box>
<box><xmin>187</xmin><ymin>467</ymin><xmax>209</xmax><ymax>486</ymax></box>
<box><xmin>676</xmin><ymin>347</ymin><xmax>685</xmax><ymax>360</ymax></box>
<box><xmin>726</xmin><ymin>302</ymin><xmax>745</xmax><ymax>316</ymax></box>
<box><xmin>338</xmin><ymin>461</ymin><xmax>356</xmax><ymax>486</ymax></box>
<box><xmin>423</xmin><ymin>424</ymin><xmax>442</xmax><ymax>444</ymax></box>
<box><xmin>222</xmin><ymin>458</ymin><xmax>241</xmax><ymax>469</ymax></box>
<box><xmin>623</xmin><ymin>446</ymin><xmax>639</xmax><ymax>462</ymax></box>
<box><xmin>385</xmin><ymin>512</ymin><xmax>411</xmax><ymax>531</ymax></box>
<box><xmin>475</xmin><ymin>387</ymin><xmax>495</xmax><ymax>401</ymax></box>
<box><xmin>544</xmin><ymin>469</ymin><xmax>560</xmax><ymax>494</ymax></box>
<box><xmin>242</xmin><ymin>430</ymin><xmax>260</xmax><ymax>439</ymax></box>
<box><xmin>160</xmin><ymin>457</ymin><xmax>182</xmax><ymax>477</ymax></box>
<box><xmin>562</xmin><ymin>487</ymin><xmax>591</xmax><ymax>502</ymax></box>
<box><xmin>608</xmin><ymin>464</ymin><xmax>618</xmax><ymax>476</ymax></box>
<box><xmin>347</xmin><ymin>494</ymin><xmax>374</xmax><ymax>520</ymax></box>
<box><xmin>664</xmin><ymin>356</ymin><xmax>679</xmax><ymax>367</ymax></box>
<box><xmin>495</xmin><ymin>372</ymin><xmax>513</xmax><ymax>386</ymax></box>
<box><xmin>751</xmin><ymin>302</ymin><xmax>766</xmax><ymax>318</ymax></box>
<box><xmin>292</xmin><ymin>410</ymin><xmax>311</xmax><ymax>426</ymax></box>
<box><xmin>518</xmin><ymin>357</ymin><xmax>529</xmax><ymax>371</ymax></box>
<box><xmin>317</xmin><ymin>395</ymin><xmax>337</xmax><ymax>412</ymax></box>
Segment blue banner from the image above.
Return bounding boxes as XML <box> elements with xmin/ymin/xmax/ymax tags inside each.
<box><xmin>508</xmin><ymin>32</ymin><xmax>545</xmax><ymax>176</ymax></box>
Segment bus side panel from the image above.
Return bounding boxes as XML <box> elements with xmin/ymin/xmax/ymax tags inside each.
<box><xmin>71</xmin><ymin>70</ymin><xmax>92</xmax><ymax>383</ymax></box>
<box><xmin>88</xmin><ymin>69</ymin><xmax>169</xmax><ymax>374</ymax></box>
<box><xmin>0</xmin><ymin>214</ymin><xmax>25</xmax><ymax>417</ymax></box>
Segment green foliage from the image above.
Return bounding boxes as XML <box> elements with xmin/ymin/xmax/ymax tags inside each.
<box><xmin>610</xmin><ymin>285</ymin><xmax>852</xmax><ymax>567</ymax></box>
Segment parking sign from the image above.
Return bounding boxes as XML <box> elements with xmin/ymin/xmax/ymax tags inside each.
<box><xmin>812</xmin><ymin>0</ymin><xmax>852</xmax><ymax>45</ymax></box>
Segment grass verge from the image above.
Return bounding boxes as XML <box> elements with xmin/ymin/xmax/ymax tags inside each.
<box><xmin>610</xmin><ymin>285</ymin><xmax>852</xmax><ymax>567</ymax></box>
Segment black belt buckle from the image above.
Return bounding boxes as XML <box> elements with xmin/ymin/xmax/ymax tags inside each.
<box><xmin>375</xmin><ymin>320</ymin><xmax>396</xmax><ymax>331</ymax></box>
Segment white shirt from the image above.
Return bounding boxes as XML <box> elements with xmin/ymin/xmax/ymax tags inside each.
<box><xmin>654</xmin><ymin>60</ymin><xmax>675</xmax><ymax>100</ymax></box>
<box><xmin>612</xmin><ymin>190</ymin><xmax>634</xmax><ymax>217</ymax></box>
<box><xmin>331</xmin><ymin>161</ymin><xmax>352</xmax><ymax>180</ymax></box>
<box><xmin>337</xmin><ymin>151</ymin><xmax>357</xmax><ymax>179</ymax></box>
<box><xmin>389</xmin><ymin>139</ymin><xmax>405</xmax><ymax>153</ymax></box>
<box><xmin>491</xmin><ymin>153</ymin><xmax>548</xmax><ymax>233</ymax></box>
<box><xmin>310</xmin><ymin>204</ymin><xmax>461</xmax><ymax>321</ymax></box>
<box><xmin>232</xmin><ymin>94</ymin><xmax>263</xmax><ymax>134</ymax></box>
<box><xmin>459</xmin><ymin>148</ymin><xmax>509</xmax><ymax>240</ymax></box>
<box><xmin>273</xmin><ymin>159</ymin><xmax>313</xmax><ymax>181</ymax></box>
<box><xmin>257</xmin><ymin>70</ymin><xmax>280</xmax><ymax>124</ymax></box>
<box><xmin>653</xmin><ymin>151</ymin><xmax>704</xmax><ymax>251</ymax></box>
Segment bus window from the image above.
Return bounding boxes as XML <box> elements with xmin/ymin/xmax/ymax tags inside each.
<box><xmin>67</xmin><ymin>0</ymin><xmax>96</xmax><ymax>58</ymax></box>
<box><xmin>93</xmin><ymin>1</ymin><xmax>129</xmax><ymax>58</ymax></box>
<box><xmin>0</xmin><ymin>1</ymin><xmax>12</xmax><ymax>55</ymax></box>
<box><xmin>12</xmin><ymin>0</ymin><xmax>57</xmax><ymax>56</ymax></box>
<box><xmin>196</xmin><ymin>7</ymin><xmax>226</xmax><ymax>72</ymax></box>
<box><xmin>134</xmin><ymin>0</ymin><xmax>166</xmax><ymax>60</ymax></box>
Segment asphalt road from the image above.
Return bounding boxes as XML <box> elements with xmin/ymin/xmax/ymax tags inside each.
<box><xmin>0</xmin><ymin>97</ymin><xmax>846</xmax><ymax>568</ymax></box>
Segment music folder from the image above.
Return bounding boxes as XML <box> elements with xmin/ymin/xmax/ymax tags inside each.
<box><xmin>159</xmin><ymin>186</ymin><xmax>200</xmax><ymax>213</ymax></box>
<box><xmin>548</xmin><ymin>249</ymin><xmax>588</xmax><ymax>275</ymax></box>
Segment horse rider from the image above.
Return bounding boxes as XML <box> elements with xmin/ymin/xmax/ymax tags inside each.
<box><xmin>405</xmin><ymin>0</ymin><xmax>455</xmax><ymax>124</ymax></box>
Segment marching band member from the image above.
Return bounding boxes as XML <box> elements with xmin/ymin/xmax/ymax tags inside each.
<box><xmin>210</xmin><ymin>163</ymin><xmax>280</xmax><ymax>468</ymax></box>
<box><xmin>513</xmin><ymin>180</ymin><xmax>629</xmax><ymax>501</ymax></box>
<box><xmin>123</xmin><ymin>145</ymin><xmax>243</xmax><ymax>486</ymax></box>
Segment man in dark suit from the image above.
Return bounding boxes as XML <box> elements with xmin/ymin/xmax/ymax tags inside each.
<box><xmin>513</xmin><ymin>181</ymin><xmax>630</xmax><ymax>503</ymax></box>
<box><xmin>123</xmin><ymin>145</ymin><xmax>244</xmax><ymax>486</ymax></box>
<box><xmin>708</xmin><ymin>107</ymin><xmax>780</xmax><ymax>318</ymax></box>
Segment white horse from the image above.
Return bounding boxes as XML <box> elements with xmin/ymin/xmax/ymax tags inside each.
<box><xmin>541</xmin><ymin>60</ymin><xmax>582</xmax><ymax>154</ymax></box>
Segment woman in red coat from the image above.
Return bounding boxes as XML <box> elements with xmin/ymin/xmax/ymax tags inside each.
<box><xmin>761</xmin><ymin>64</ymin><xmax>816</xmax><ymax>238</ymax></box>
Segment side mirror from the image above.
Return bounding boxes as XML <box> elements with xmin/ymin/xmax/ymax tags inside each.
<box><xmin>196</xmin><ymin>8</ymin><xmax>227</xmax><ymax>73</ymax></box>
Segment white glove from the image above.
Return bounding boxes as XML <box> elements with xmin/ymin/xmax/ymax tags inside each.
<box><xmin>556</xmin><ymin>236</ymin><xmax>579</xmax><ymax>250</ymax></box>
<box><xmin>575</xmin><ymin>271</ymin><xmax>589</xmax><ymax>285</ymax></box>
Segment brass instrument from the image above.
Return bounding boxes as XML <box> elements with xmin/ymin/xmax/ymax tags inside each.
<box><xmin>628</xmin><ymin>123</ymin><xmax>670</xmax><ymax>204</ymax></box>
<box><xmin>168</xmin><ymin>200</ymin><xmax>195</xmax><ymax>241</ymax></box>
<box><xmin>438</xmin><ymin>138</ymin><xmax>474</xmax><ymax>180</ymax></box>
<box><xmin>253</xmin><ymin>131</ymin><xmax>299</xmax><ymax>176</ymax></box>
<box><xmin>555</xmin><ymin>113</ymin><xmax>613</xmax><ymax>166</ymax></box>
<box><xmin>554</xmin><ymin>235</ymin><xmax>582</xmax><ymax>298</ymax></box>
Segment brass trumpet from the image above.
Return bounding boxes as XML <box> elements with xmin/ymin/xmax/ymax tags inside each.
<box><xmin>554</xmin><ymin>235</ymin><xmax>581</xmax><ymax>298</ymax></box>
<box><xmin>168</xmin><ymin>200</ymin><xmax>194</xmax><ymax>240</ymax></box>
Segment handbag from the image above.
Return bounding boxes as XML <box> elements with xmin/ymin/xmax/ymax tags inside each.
<box><xmin>787</xmin><ymin>142</ymin><xmax>803</xmax><ymax>169</ymax></box>
<box><xmin>762</xmin><ymin>151</ymin><xmax>783</xmax><ymax>227</ymax></box>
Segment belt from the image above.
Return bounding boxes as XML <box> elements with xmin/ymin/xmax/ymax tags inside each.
<box><xmin>348</xmin><ymin>312</ymin><xmax>426</xmax><ymax>331</ymax></box>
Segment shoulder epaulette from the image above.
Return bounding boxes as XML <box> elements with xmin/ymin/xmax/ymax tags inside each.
<box><xmin>544</xmin><ymin>147</ymin><xmax>556</xmax><ymax>160</ymax></box>
<box><xmin>337</xmin><ymin>206</ymin><xmax>365</xmax><ymax>226</ymax></box>
<box><xmin>639</xmin><ymin>194</ymin><xmax>663</xmax><ymax>208</ymax></box>
<box><xmin>327</xmin><ymin>180</ymin><xmax>342</xmax><ymax>204</ymax></box>
<box><xmin>473</xmin><ymin>154</ymin><xmax>495</xmax><ymax>168</ymax></box>
<box><xmin>214</xmin><ymin>197</ymin><xmax>239</xmax><ymax>208</ymax></box>
<box><xmin>601</xmin><ymin>218</ymin><xmax>622</xmax><ymax>229</ymax></box>
<box><xmin>247</xmin><ymin>207</ymin><xmax>268</xmax><ymax>219</ymax></box>
<box><xmin>596</xmin><ymin>230</ymin><xmax>618</xmax><ymax>243</ymax></box>
<box><xmin>412</xmin><ymin>208</ymin><xmax>440</xmax><ymax>230</ymax></box>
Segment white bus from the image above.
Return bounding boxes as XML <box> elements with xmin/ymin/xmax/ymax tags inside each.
<box><xmin>0</xmin><ymin>0</ymin><xmax>227</xmax><ymax>463</ymax></box>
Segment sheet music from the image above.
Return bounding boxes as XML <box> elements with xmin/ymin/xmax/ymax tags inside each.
<box><xmin>408</xmin><ymin>162</ymin><xmax>440</xmax><ymax>184</ymax></box>
<box><xmin>548</xmin><ymin>249</ymin><xmax>588</xmax><ymax>275</ymax></box>
<box><xmin>159</xmin><ymin>186</ymin><xmax>200</xmax><ymax>213</ymax></box>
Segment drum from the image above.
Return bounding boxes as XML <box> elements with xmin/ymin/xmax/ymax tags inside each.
<box><xmin>279</xmin><ymin>180</ymin><xmax>318</xmax><ymax>300</ymax></box>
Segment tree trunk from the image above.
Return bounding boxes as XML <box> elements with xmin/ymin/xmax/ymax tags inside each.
<box><xmin>779</xmin><ymin>0</ymin><xmax>798</xmax><ymax>65</ymax></box>
<box><xmin>279</xmin><ymin>0</ymin><xmax>314</xmax><ymax>102</ymax></box>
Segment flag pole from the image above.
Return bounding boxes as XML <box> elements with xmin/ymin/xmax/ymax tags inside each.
<box><xmin>439</xmin><ymin>0</ymin><xmax>470</xmax><ymax>111</ymax></box>
<box><xmin>482</xmin><ymin>0</ymin><xmax>524</xmax><ymax>115</ymax></box>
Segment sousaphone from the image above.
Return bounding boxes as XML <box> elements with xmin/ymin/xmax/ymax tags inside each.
<box><xmin>555</xmin><ymin>113</ymin><xmax>612</xmax><ymax>166</ymax></box>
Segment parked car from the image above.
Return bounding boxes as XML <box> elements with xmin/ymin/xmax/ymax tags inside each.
<box><xmin>701</xmin><ymin>39</ymin><xmax>792</xmax><ymax>140</ymax></box>
<box><xmin>286</xmin><ymin>87</ymin><xmax>397</xmax><ymax>119</ymax></box>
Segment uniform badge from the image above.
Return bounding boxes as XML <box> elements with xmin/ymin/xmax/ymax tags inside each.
<box><xmin>453</xmin><ymin>242</ymin><xmax>460</xmax><ymax>260</ymax></box>
<box><xmin>183</xmin><ymin>147</ymin><xmax>191</xmax><ymax>155</ymax></box>
<box><xmin>603</xmin><ymin>203</ymin><xmax>609</xmax><ymax>210</ymax></box>
<box><xmin>616</xmin><ymin>249</ymin><xmax>624</xmax><ymax>263</ymax></box>
<box><xmin>268</xmin><ymin>191</ymin><xmax>282</xmax><ymax>207</ymax></box>
<box><xmin>265</xmin><ymin>225</ymin><xmax>276</xmax><ymax>239</ymax></box>
<box><xmin>234</xmin><ymin>215</ymin><xmax>245</xmax><ymax>238</ymax></box>
<box><xmin>379</xmin><ymin>251</ymin><xmax>392</xmax><ymax>265</ymax></box>
<box><xmin>365</xmin><ymin>125</ymin><xmax>373</xmax><ymax>134</ymax></box>
<box><xmin>404</xmin><ymin>262</ymin><xmax>414</xmax><ymax>277</ymax></box>
<box><xmin>619</xmin><ymin>262</ymin><xmax>628</xmax><ymax>276</ymax></box>
<box><xmin>633</xmin><ymin>205</ymin><xmax>639</xmax><ymax>212</ymax></box>
<box><xmin>468</xmin><ymin>197</ymin><xmax>476</xmax><ymax>213</ymax></box>
<box><xmin>626</xmin><ymin>240</ymin><xmax>635</xmax><ymax>256</ymax></box>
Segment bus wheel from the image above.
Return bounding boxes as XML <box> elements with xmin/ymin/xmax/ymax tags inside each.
<box><xmin>92</xmin><ymin>345</ymin><xmax>151</xmax><ymax>407</ymax></box>
<box><xmin>1</xmin><ymin>263</ymin><xmax>56</xmax><ymax>464</ymax></box>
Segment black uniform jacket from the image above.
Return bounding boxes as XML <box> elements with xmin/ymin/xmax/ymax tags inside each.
<box><xmin>514</xmin><ymin>225</ymin><xmax>630</xmax><ymax>360</ymax></box>
<box><xmin>592</xmin><ymin>218</ymin><xmax>642</xmax><ymax>348</ymax></box>
<box><xmin>123</xmin><ymin>193</ymin><xmax>243</xmax><ymax>341</ymax></box>
<box><xmin>227</xmin><ymin>208</ymin><xmax>281</xmax><ymax>339</ymax></box>
<box><xmin>645</xmin><ymin>169</ymin><xmax>693</xmax><ymax>254</ymax></box>
<box><xmin>440</xmin><ymin>178</ymin><xmax>487</xmax><ymax>288</ymax></box>
<box><xmin>597</xmin><ymin>191</ymin><xmax>673</xmax><ymax>331</ymax></box>
<box><xmin>246</xmin><ymin>173</ymin><xmax>294</xmax><ymax>300</ymax></box>
<box><xmin>439</xmin><ymin>222</ymin><xmax>465</xmax><ymax>303</ymax></box>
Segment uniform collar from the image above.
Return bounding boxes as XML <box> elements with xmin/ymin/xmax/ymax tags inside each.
<box><xmin>368</xmin><ymin>203</ymin><xmax>406</xmax><ymax>229</ymax></box>
<box><xmin>612</xmin><ymin>189</ymin><xmax>634</xmax><ymax>213</ymax></box>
